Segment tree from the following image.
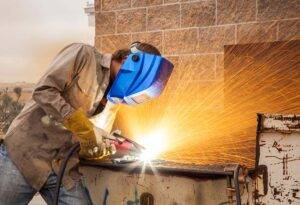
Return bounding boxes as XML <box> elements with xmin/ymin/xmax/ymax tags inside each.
<box><xmin>0</xmin><ymin>87</ymin><xmax>24</xmax><ymax>134</ymax></box>
<box><xmin>13</xmin><ymin>87</ymin><xmax>22</xmax><ymax>102</ymax></box>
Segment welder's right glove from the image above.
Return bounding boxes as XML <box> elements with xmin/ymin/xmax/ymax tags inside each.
<box><xmin>63</xmin><ymin>108</ymin><xmax>113</xmax><ymax>159</ymax></box>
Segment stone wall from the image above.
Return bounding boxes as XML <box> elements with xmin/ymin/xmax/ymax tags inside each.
<box><xmin>94</xmin><ymin>0</ymin><xmax>299</xmax><ymax>83</ymax></box>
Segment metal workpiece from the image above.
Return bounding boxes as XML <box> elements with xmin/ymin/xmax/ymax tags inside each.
<box><xmin>257</xmin><ymin>113</ymin><xmax>300</xmax><ymax>133</ymax></box>
<box><xmin>81</xmin><ymin>160</ymin><xmax>251</xmax><ymax>204</ymax></box>
<box><xmin>81</xmin><ymin>164</ymin><xmax>253</xmax><ymax>205</ymax></box>
<box><xmin>81</xmin><ymin>113</ymin><xmax>300</xmax><ymax>205</ymax></box>
<box><xmin>81</xmin><ymin>159</ymin><xmax>246</xmax><ymax>178</ymax></box>
<box><xmin>255</xmin><ymin>114</ymin><xmax>300</xmax><ymax>204</ymax></box>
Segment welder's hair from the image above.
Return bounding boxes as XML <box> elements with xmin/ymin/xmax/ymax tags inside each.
<box><xmin>136</xmin><ymin>42</ymin><xmax>161</xmax><ymax>56</ymax></box>
<box><xmin>111</xmin><ymin>49</ymin><xmax>130</xmax><ymax>63</ymax></box>
<box><xmin>112</xmin><ymin>42</ymin><xmax>161</xmax><ymax>63</ymax></box>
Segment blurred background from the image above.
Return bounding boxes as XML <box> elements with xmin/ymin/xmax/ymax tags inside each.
<box><xmin>0</xmin><ymin>0</ymin><xmax>93</xmax><ymax>83</ymax></box>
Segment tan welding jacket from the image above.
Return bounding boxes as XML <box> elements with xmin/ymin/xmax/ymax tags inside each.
<box><xmin>1</xmin><ymin>43</ymin><xmax>112</xmax><ymax>190</ymax></box>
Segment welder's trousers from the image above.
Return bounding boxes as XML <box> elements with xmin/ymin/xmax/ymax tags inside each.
<box><xmin>0</xmin><ymin>143</ymin><xmax>92</xmax><ymax>205</ymax></box>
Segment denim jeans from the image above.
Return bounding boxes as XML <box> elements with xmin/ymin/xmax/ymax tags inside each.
<box><xmin>0</xmin><ymin>143</ymin><xmax>92</xmax><ymax>205</ymax></box>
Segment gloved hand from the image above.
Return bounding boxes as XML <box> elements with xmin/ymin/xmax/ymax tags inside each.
<box><xmin>63</xmin><ymin>108</ymin><xmax>114</xmax><ymax>159</ymax></box>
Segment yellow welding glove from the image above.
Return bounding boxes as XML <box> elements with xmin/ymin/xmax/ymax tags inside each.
<box><xmin>63</xmin><ymin>108</ymin><xmax>112</xmax><ymax>159</ymax></box>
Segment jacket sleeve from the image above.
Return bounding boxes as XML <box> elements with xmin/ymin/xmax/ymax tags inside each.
<box><xmin>32</xmin><ymin>43</ymin><xmax>89</xmax><ymax>121</ymax></box>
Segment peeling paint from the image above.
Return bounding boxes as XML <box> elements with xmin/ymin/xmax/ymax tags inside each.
<box><xmin>262</xmin><ymin>114</ymin><xmax>300</xmax><ymax>132</ymax></box>
<box><xmin>256</xmin><ymin>114</ymin><xmax>300</xmax><ymax>204</ymax></box>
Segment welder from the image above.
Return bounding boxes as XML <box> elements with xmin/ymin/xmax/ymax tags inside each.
<box><xmin>0</xmin><ymin>42</ymin><xmax>173</xmax><ymax>205</ymax></box>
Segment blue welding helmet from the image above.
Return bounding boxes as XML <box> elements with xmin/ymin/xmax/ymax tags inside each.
<box><xmin>107</xmin><ymin>42</ymin><xmax>174</xmax><ymax>105</ymax></box>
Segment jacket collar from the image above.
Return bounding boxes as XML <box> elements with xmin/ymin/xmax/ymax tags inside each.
<box><xmin>100</xmin><ymin>53</ymin><xmax>112</xmax><ymax>69</ymax></box>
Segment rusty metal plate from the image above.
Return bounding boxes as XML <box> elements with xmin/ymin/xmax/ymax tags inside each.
<box><xmin>256</xmin><ymin>114</ymin><xmax>300</xmax><ymax>204</ymax></box>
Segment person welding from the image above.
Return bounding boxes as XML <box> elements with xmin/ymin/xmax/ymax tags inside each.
<box><xmin>0</xmin><ymin>42</ymin><xmax>173</xmax><ymax>205</ymax></box>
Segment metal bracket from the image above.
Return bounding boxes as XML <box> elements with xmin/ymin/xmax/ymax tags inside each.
<box><xmin>224</xmin><ymin>164</ymin><xmax>248</xmax><ymax>205</ymax></box>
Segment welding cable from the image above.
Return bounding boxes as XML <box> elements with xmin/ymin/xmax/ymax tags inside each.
<box><xmin>233</xmin><ymin>165</ymin><xmax>242</xmax><ymax>205</ymax></box>
<box><xmin>53</xmin><ymin>142</ymin><xmax>80</xmax><ymax>205</ymax></box>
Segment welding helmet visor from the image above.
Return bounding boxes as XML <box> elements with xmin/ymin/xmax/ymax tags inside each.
<box><xmin>107</xmin><ymin>43</ymin><xmax>174</xmax><ymax>105</ymax></box>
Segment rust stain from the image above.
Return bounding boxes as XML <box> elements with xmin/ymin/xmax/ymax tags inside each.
<box><xmin>292</xmin><ymin>189</ymin><xmax>300</xmax><ymax>199</ymax></box>
<box><xmin>283</xmin><ymin>154</ymin><xmax>288</xmax><ymax>176</ymax></box>
<box><xmin>273</xmin><ymin>115</ymin><xmax>300</xmax><ymax>122</ymax></box>
<box><xmin>272</xmin><ymin>141</ymin><xmax>283</xmax><ymax>152</ymax></box>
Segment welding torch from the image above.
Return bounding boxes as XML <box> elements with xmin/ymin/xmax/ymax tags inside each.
<box><xmin>106</xmin><ymin>132</ymin><xmax>144</xmax><ymax>156</ymax></box>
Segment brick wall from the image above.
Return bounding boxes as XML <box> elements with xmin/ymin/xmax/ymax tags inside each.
<box><xmin>94</xmin><ymin>0</ymin><xmax>300</xmax><ymax>166</ymax></box>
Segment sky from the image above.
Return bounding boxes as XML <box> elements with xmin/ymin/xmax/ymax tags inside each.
<box><xmin>0</xmin><ymin>0</ymin><xmax>94</xmax><ymax>83</ymax></box>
